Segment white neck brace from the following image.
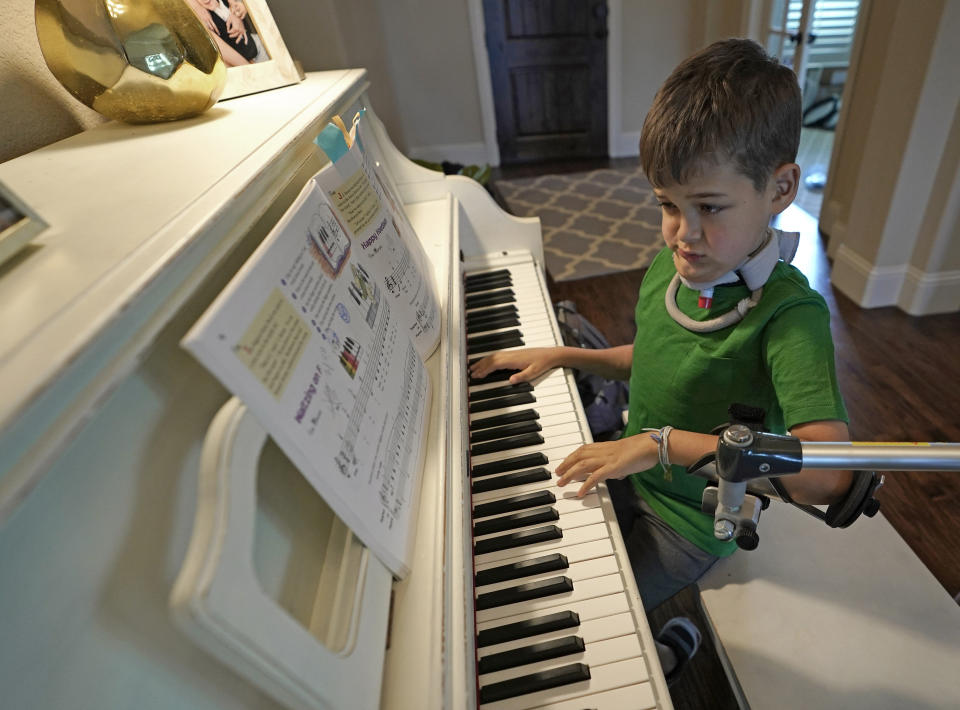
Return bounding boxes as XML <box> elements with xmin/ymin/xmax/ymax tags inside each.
<box><xmin>665</xmin><ymin>227</ymin><xmax>800</xmax><ymax>332</ymax></box>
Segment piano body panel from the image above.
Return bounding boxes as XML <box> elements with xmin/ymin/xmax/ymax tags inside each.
<box><xmin>0</xmin><ymin>69</ymin><xmax>378</xmax><ymax>710</ymax></box>
<box><xmin>0</xmin><ymin>67</ymin><xmax>672</xmax><ymax>710</ymax></box>
<box><xmin>0</xmin><ymin>69</ymin><xmax>371</xmax><ymax>522</ymax></box>
<box><xmin>170</xmin><ymin>398</ymin><xmax>394</xmax><ymax>710</ymax></box>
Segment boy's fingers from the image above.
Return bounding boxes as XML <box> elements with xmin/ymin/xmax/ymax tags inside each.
<box><xmin>556</xmin><ymin>457</ymin><xmax>593</xmax><ymax>487</ymax></box>
<box><xmin>510</xmin><ymin>364</ymin><xmax>537</xmax><ymax>384</ymax></box>
<box><xmin>577</xmin><ymin>466</ymin><xmax>612</xmax><ymax>498</ymax></box>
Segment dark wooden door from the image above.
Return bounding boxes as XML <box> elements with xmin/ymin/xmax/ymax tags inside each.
<box><xmin>483</xmin><ymin>0</ymin><xmax>609</xmax><ymax>164</ymax></box>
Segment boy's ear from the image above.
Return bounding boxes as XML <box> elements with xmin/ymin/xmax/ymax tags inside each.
<box><xmin>769</xmin><ymin>163</ymin><xmax>800</xmax><ymax>215</ymax></box>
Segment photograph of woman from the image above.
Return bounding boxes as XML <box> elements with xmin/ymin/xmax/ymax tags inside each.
<box><xmin>186</xmin><ymin>0</ymin><xmax>270</xmax><ymax>67</ymax></box>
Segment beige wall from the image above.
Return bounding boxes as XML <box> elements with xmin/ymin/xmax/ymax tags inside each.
<box><xmin>269</xmin><ymin>0</ymin><xmax>410</xmax><ymax>150</ymax></box>
<box><xmin>1</xmin><ymin>0</ymin><xmax>106</xmax><ymax>163</ymax></box>
<box><xmin>619</xmin><ymin>0</ymin><xmax>710</xmax><ymax>137</ymax></box>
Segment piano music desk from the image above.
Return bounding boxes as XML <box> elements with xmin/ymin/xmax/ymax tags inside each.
<box><xmin>698</xmin><ymin>502</ymin><xmax>960</xmax><ymax>709</ymax></box>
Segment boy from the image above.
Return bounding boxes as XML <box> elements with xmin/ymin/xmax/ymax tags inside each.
<box><xmin>470</xmin><ymin>38</ymin><xmax>852</xmax><ymax>613</ymax></box>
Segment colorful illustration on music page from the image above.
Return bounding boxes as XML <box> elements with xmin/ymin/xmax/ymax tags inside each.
<box><xmin>305</xmin><ymin>203</ymin><xmax>351</xmax><ymax>278</ymax></box>
<box><xmin>339</xmin><ymin>337</ymin><xmax>361</xmax><ymax>378</ymax></box>
<box><xmin>347</xmin><ymin>262</ymin><xmax>381</xmax><ymax>327</ymax></box>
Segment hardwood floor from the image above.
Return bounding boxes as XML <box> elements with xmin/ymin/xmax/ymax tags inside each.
<box><xmin>493</xmin><ymin>160</ymin><xmax>960</xmax><ymax>602</ymax></box>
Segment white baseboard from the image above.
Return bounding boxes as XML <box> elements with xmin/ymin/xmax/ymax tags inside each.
<box><xmin>831</xmin><ymin>245</ymin><xmax>906</xmax><ymax>307</ymax></box>
<box><xmin>406</xmin><ymin>142</ymin><xmax>490</xmax><ymax>167</ymax></box>
<box><xmin>898</xmin><ymin>265</ymin><xmax>960</xmax><ymax>315</ymax></box>
<box><xmin>831</xmin><ymin>244</ymin><xmax>960</xmax><ymax>314</ymax></box>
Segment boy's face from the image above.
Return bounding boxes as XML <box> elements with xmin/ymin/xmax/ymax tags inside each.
<box><xmin>653</xmin><ymin>161</ymin><xmax>796</xmax><ymax>284</ymax></box>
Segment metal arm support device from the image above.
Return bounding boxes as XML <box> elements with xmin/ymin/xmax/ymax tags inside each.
<box><xmin>694</xmin><ymin>423</ymin><xmax>960</xmax><ymax>550</ymax></box>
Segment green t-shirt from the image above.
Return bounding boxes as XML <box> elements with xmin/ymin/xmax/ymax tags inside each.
<box><xmin>623</xmin><ymin>247</ymin><xmax>848</xmax><ymax>556</ymax></box>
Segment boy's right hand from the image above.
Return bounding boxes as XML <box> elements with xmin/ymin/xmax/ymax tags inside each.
<box><xmin>469</xmin><ymin>347</ymin><xmax>562</xmax><ymax>384</ymax></box>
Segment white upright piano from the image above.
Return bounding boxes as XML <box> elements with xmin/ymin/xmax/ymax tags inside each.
<box><xmin>0</xmin><ymin>71</ymin><xmax>672</xmax><ymax>710</ymax></box>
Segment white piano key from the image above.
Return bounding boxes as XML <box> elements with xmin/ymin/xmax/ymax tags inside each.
<box><xmin>478</xmin><ymin>653</ymin><xmax>651</xmax><ymax>710</ymax></box>
<box><xmin>533</xmin><ymin>412</ymin><xmax>585</xmax><ymax>431</ymax></box>
<box><xmin>471</xmin><ymin>469</ymin><xmax>586</xmax><ymax>505</ymax></box>
<box><xmin>469</xmin><ymin>392</ymin><xmax>575</xmax><ymax>418</ymax></box>
<box><xmin>469</xmin><ymin>370</ymin><xmax>566</xmax><ymax>394</ymax></box>
<box><xmin>473</xmin><ymin>491</ymin><xmax>600</xmax><ymax>522</ymax></box>
<box><xmin>473</xmin><ymin>507</ymin><xmax>607</xmax><ymax>543</ymax></box>
<box><xmin>474</xmin><ymin>539</ymin><xmax>616</xmax><ymax>574</ymax></box>
<box><xmin>471</xmin><ymin>431</ymin><xmax>584</xmax><ymax>467</ymax></box>
<box><xmin>474</xmin><ymin>523</ymin><xmax>618</xmax><ymax>570</ymax></box>
<box><xmin>475</xmin><ymin>572</ymin><xmax>625</xmax><ymax>624</ymax></box>
<box><xmin>475</xmin><ymin>554</ymin><xmax>619</xmax><ymax>595</ymax></box>
<box><xmin>478</xmin><ymin>633</ymin><xmax>644</xmax><ymax>685</ymax></box>
<box><xmin>524</xmin><ymin>681</ymin><xmax>658</xmax><ymax>710</ymax></box>
<box><xmin>534</xmin><ymin>419</ymin><xmax>584</xmax><ymax>440</ymax></box>
<box><xmin>473</xmin><ymin>441</ymin><xmax>580</xmax><ymax>468</ymax></box>
<box><xmin>470</xmin><ymin>403</ymin><xmax>580</xmax><ymax>427</ymax></box>
<box><xmin>470</xmin><ymin>339</ymin><xmax>556</xmax><ymax>359</ymax></box>
<box><xmin>476</xmin><ymin>592</ymin><xmax>632</xmax><ymax>635</ymax></box>
<box><xmin>478</xmin><ymin>611</ymin><xmax>637</xmax><ymax>657</ymax></box>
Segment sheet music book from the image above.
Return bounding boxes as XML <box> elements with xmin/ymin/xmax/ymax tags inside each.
<box><xmin>314</xmin><ymin>111</ymin><xmax>441</xmax><ymax>360</ymax></box>
<box><xmin>182</xmin><ymin>122</ymin><xmax>440</xmax><ymax>578</ymax></box>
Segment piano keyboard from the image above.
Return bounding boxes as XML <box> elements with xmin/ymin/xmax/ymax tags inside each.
<box><xmin>462</xmin><ymin>257</ymin><xmax>665</xmax><ymax>710</ymax></box>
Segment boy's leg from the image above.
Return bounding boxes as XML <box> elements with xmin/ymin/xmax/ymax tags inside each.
<box><xmin>605</xmin><ymin>477</ymin><xmax>718</xmax><ymax>611</ymax></box>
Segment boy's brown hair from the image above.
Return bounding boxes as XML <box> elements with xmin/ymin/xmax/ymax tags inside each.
<box><xmin>639</xmin><ymin>38</ymin><xmax>801</xmax><ymax>193</ymax></box>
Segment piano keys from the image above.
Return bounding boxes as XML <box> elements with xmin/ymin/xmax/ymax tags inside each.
<box><xmin>461</xmin><ymin>259</ymin><xmax>670</xmax><ymax>709</ymax></box>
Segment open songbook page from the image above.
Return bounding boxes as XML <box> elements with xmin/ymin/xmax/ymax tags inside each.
<box><xmin>182</xmin><ymin>120</ymin><xmax>440</xmax><ymax>578</ymax></box>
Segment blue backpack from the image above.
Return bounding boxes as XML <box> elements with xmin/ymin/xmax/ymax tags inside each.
<box><xmin>554</xmin><ymin>301</ymin><xmax>629</xmax><ymax>441</ymax></box>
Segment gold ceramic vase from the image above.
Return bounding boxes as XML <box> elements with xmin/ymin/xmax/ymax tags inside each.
<box><xmin>35</xmin><ymin>0</ymin><xmax>227</xmax><ymax>123</ymax></box>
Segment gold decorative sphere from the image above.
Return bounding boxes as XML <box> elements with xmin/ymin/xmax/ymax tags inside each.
<box><xmin>35</xmin><ymin>0</ymin><xmax>227</xmax><ymax>124</ymax></box>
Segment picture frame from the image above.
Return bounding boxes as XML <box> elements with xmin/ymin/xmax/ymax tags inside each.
<box><xmin>0</xmin><ymin>180</ymin><xmax>47</xmax><ymax>269</ymax></box>
<box><xmin>185</xmin><ymin>0</ymin><xmax>303</xmax><ymax>100</ymax></box>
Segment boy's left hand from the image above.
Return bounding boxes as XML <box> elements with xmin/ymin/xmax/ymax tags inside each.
<box><xmin>556</xmin><ymin>435</ymin><xmax>658</xmax><ymax>497</ymax></box>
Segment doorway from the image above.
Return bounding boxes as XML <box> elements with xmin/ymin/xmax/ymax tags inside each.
<box><xmin>481</xmin><ymin>0</ymin><xmax>609</xmax><ymax>165</ymax></box>
<box><xmin>762</xmin><ymin>0</ymin><xmax>862</xmax><ymax>218</ymax></box>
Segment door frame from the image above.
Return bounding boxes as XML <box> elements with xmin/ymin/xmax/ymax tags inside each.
<box><xmin>467</xmin><ymin>0</ymin><xmax>623</xmax><ymax>166</ymax></box>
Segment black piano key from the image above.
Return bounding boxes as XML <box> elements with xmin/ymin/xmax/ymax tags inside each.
<box><xmin>465</xmin><ymin>268</ymin><xmax>512</xmax><ymax>286</ymax></box>
<box><xmin>478</xmin><ymin>635</ymin><xmax>586</xmax><ymax>675</ymax></box>
<box><xmin>467</xmin><ymin>335</ymin><xmax>524</xmax><ymax>356</ymax></box>
<box><xmin>477</xmin><ymin>610</ymin><xmax>580</xmax><ymax>648</ymax></box>
<box><xmin>469</xmin><ymin>383</ymin><xmax>533</xmax><ymax>401</ymax></box>
<box><xmin>473</xmin><ymin>507</ymin><xmax>559</xmax><ymax>538</ymax></box>
<box><xmin>468</xmin><ymin>369</ymin><xmax>518</xmax><ymax>387</ymax></box>
<box><xmin>466</xmin><ymin>303</ymin><xmax>519</xmax><ymax>322</ymax></box>
<box><xmin>472</xmin><ymin>468</ymin><xmax>551</xmax><ymax>493</ymax></box>
<box><xmin>473</xmin><ymin>525</ymin><xmax>562</xmax><ymax>556</ymax></box>
<box><xmin>475</xmin><ymin>575</ymin><xmax>573</xmax><ymax>611</ymax></box>
<box><xmin>471</xmin><ymin>452</ymin><xmax>548</xmax><ymax>478</ymax></box>
<box><xmin>473</xmin><ymin>490</ymin><xmax>556</xmax><ymax>518</ymax></box>
<box><xmin>466</xmin><ymin>289</ymin><xmax>515</xmax><ymax>309</ymax></box>
<box><xmin>471</xmin><ymin>432</ymin><xmax>544</xmax><ymax>457</ymax></box>
<box><xmin>465</xmin><ymin>303</ymin><xmax>517</xmax><ymax>323</ymax></box>
<box><xmin>466</xmin><ymin>314</ymin><xmax>521</xmax><ymax>333</ymax></box>
<box><xmin>470</xmin><ymin>409</ymin><xmax>540</xmax><ymax>431</ymax></box>
<box><xmin>475</xmin><ymin>552</ymin><xmax>568</xmax><ymax>586</ymax></box>
<box><xmin>468</xmin><ymin>329</ymin><xmax>524</xmax><ymax>347</ymax></box>
<box><xmin>464</xmin><ymin>276</ymin><xmax>513</xmax><ymax>294</ymax></box>
<box><xmin>479</xmin><ymin>662</ymin><xmax>591</xmax><ymax>704</ymax></box>
<box><xmin>470</xmin><ymin>420</ymin><xmax>542</xmax><ymax>444</ymax></box>
<box><xmin>467</xmin><ymin>331</ymin><xmax>525</xmax><ymax>354</ymax></box>
<box><xmin>469</xmin><ymin>392</ymin><xmax>535</xmax><ymax>413</ymax></box>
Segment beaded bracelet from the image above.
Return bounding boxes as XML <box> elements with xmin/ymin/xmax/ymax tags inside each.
<box><xmin>643</xmin><ymin>425</ymin><xmax>674</xmax><ymax>481</ymax></box>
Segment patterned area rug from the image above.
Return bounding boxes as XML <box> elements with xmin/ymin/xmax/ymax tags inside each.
<box><xmin>495</xmin><ymin>166</ymin><xmax>663</xmax><ymax>281</ymax></box>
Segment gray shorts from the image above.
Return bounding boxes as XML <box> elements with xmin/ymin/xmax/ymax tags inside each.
<box><xmin>606</xmin><ymin>477</ymin><xmax>720</xmax><ymax>611</ymax></box>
